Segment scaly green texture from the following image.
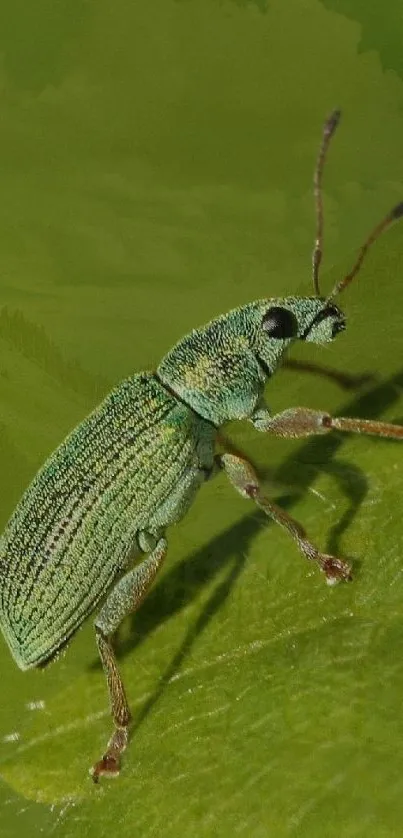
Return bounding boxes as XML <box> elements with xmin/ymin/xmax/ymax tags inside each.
<box><xmin>0</xmin><ymin>293</ymin><xmax>341</xmax><ymax>674</ymax></box>
<box><xmin>157</xmin><ymin>297</ymin><xmax>339</xmax><ymax>425</ymax></box>
<box><xmin>0</xmin><ymin>270</ymin><xmax>357</xmax><ymax>780</ymax></box>
<box><xmin>0</xmin><ymin>373</ymin><xmax>215</xmax><ymax>669</ymax></box>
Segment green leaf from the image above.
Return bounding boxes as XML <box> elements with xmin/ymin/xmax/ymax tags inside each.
<box><xmin>1</xmin><ymin>1</ymin><xmax>403</xmax><ymax>836</ymax></box>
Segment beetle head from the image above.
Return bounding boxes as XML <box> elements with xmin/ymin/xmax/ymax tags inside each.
<box><xmin>251</xmin><ymin>295</ymin><xmax>345</xmax><ymax>377</ymax></box>
<box><xmin>157</xmin><ymin>112</ymin><xmax>403</xmax><ymax>428</ymax></box>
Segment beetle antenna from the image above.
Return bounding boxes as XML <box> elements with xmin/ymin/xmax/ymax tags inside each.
<box><xmin>328</xmin><ymin>201</ymin><xmax>403</xmax><ymax>300</ymax></box>
<box><xmin>312</xmin><ymin>109</ymin><xmax>341</xmax><ymax>297</ymax></box>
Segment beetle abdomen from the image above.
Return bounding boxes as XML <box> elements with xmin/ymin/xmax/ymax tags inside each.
<box><xmin>0</xmin><ymin>372</ymin><xmax>208</xmax><ymax>669</ymax></box>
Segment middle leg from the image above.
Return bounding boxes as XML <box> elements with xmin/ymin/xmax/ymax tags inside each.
<box><xmin>217</xmin><ymin>452</ymin><xmax>351</xmax><ymax>584</ymax></box>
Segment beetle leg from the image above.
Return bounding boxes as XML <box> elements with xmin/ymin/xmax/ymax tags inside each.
<box><xmin>91</xmin><ymin>536</ymin><xmax>167</xmax><ymax>782</ymax></box>
<box><xmin>252</xmin><ymin>405</ymin><xmax>403</xmax><ymax>440</ymax></box>
<box><xmin>217</xmin><ymin>453</ymin><xmax>351</xmax><ymax>584</ymax></box>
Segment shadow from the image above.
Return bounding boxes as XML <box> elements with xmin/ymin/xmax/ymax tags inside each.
<box><xmin>92</xmin><ymin>367</ymin><xmax>403</xmax><ymax>731</ymax></box>
<box><xmin>283</xmin><ymin>357</ymin><xmax>377</xmax><ymax>391</ymax></box>
<box><xmin>113</xmin><ymin>512</ymin><xmax>259</xmax><ymax>660</ymax></box>
<box><xmin>319</xmin><ymin>459</ymin><xmax>367</xmax><ymax>565</ymax></box>
<box><xmin>131</xmin><ymin>550</ymin><xmax>247</xmax><ymax>735</ymax></box>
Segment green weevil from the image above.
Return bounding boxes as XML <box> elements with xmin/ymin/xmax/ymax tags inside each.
<box><xmin>1</xmin><ymin>110</ymin><xmax>403</xmax><ymax>782</ymax></box>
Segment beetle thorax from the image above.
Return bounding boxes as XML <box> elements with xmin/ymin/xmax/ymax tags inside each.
<box><xmin>156</xmin><ymin>297</ymin><xmax>345</xmax><ymax>426</ymax></box>
<box><xmin>157</xmin><ymin>304</ymin><xmax>274</xmax><ymax>426</ymax></box>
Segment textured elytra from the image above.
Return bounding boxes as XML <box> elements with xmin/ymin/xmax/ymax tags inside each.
<box><xmin>0</xmin><ymin>372</ymin><xmax>215</xmax><ymax>670</ymax></box>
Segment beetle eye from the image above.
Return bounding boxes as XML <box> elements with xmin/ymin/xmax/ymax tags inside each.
<box><xmin>262</xmin><ymin>306</ymin><xmax>298</xmax><ymax>339</ymax></box>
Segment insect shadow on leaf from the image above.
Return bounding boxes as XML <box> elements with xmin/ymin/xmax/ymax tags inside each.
<box><xmin>106</xmin><ymin>368</ymin><xmax>403</xmax><ymax>738</ymax></box>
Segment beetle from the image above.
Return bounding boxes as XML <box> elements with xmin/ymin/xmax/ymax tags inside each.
<box><xmin>1</xmin><ymin>110</ymin><xmax>403</xmax><ymax>782</ymax></box>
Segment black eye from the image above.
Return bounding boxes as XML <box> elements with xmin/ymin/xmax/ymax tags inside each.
<box><xmin>262</xmin><ymin>306</ymin><xmax>298</xmax><ymax>339</ymax></box>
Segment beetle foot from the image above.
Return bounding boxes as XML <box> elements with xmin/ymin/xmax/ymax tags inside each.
<box><xmin>91</xmin><ymin>752</ymin><xmax>121</xmax><ymax>783</ymax></box>
<box><xmin>321</xmin><ymin>554</ymin><xmax>352</xmax><ymax>585</ymax></box>
<box><xmin>91</xmin><ymin>725</ymin><xmax>128</xmax><ymax>782</ymax></box>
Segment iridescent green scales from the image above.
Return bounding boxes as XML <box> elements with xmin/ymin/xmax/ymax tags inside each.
<box><xmin>0</xmin><ymin>295</ymin><xmax>336</xmax><ymax>677</ymax></box>
<box><xmin>0</xmin><ymin>372</ymin><xmax>215</xmax><ymax>670</ymax></box>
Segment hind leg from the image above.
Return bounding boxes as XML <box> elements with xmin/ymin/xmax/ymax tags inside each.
<box><xmin>92</xmin><ymin>537</ymin><xmax>167</xmax><ymax>782</ymax></box>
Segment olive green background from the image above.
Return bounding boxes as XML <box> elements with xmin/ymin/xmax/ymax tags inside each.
<box><xmin>1</xmin><ymin>0</ymin><xmax>403</xmax><ymax>835</ymax></box>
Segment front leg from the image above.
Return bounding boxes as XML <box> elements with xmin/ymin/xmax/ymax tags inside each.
<box><xmin>218</xmin><ymin>452</ymin><xmax>351</xmax><ymax>584</ymax></box>
<box><xmin>252</xmin><ymin>405</ymin><xmax>403</xmax><ymax>440</ymax></box>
